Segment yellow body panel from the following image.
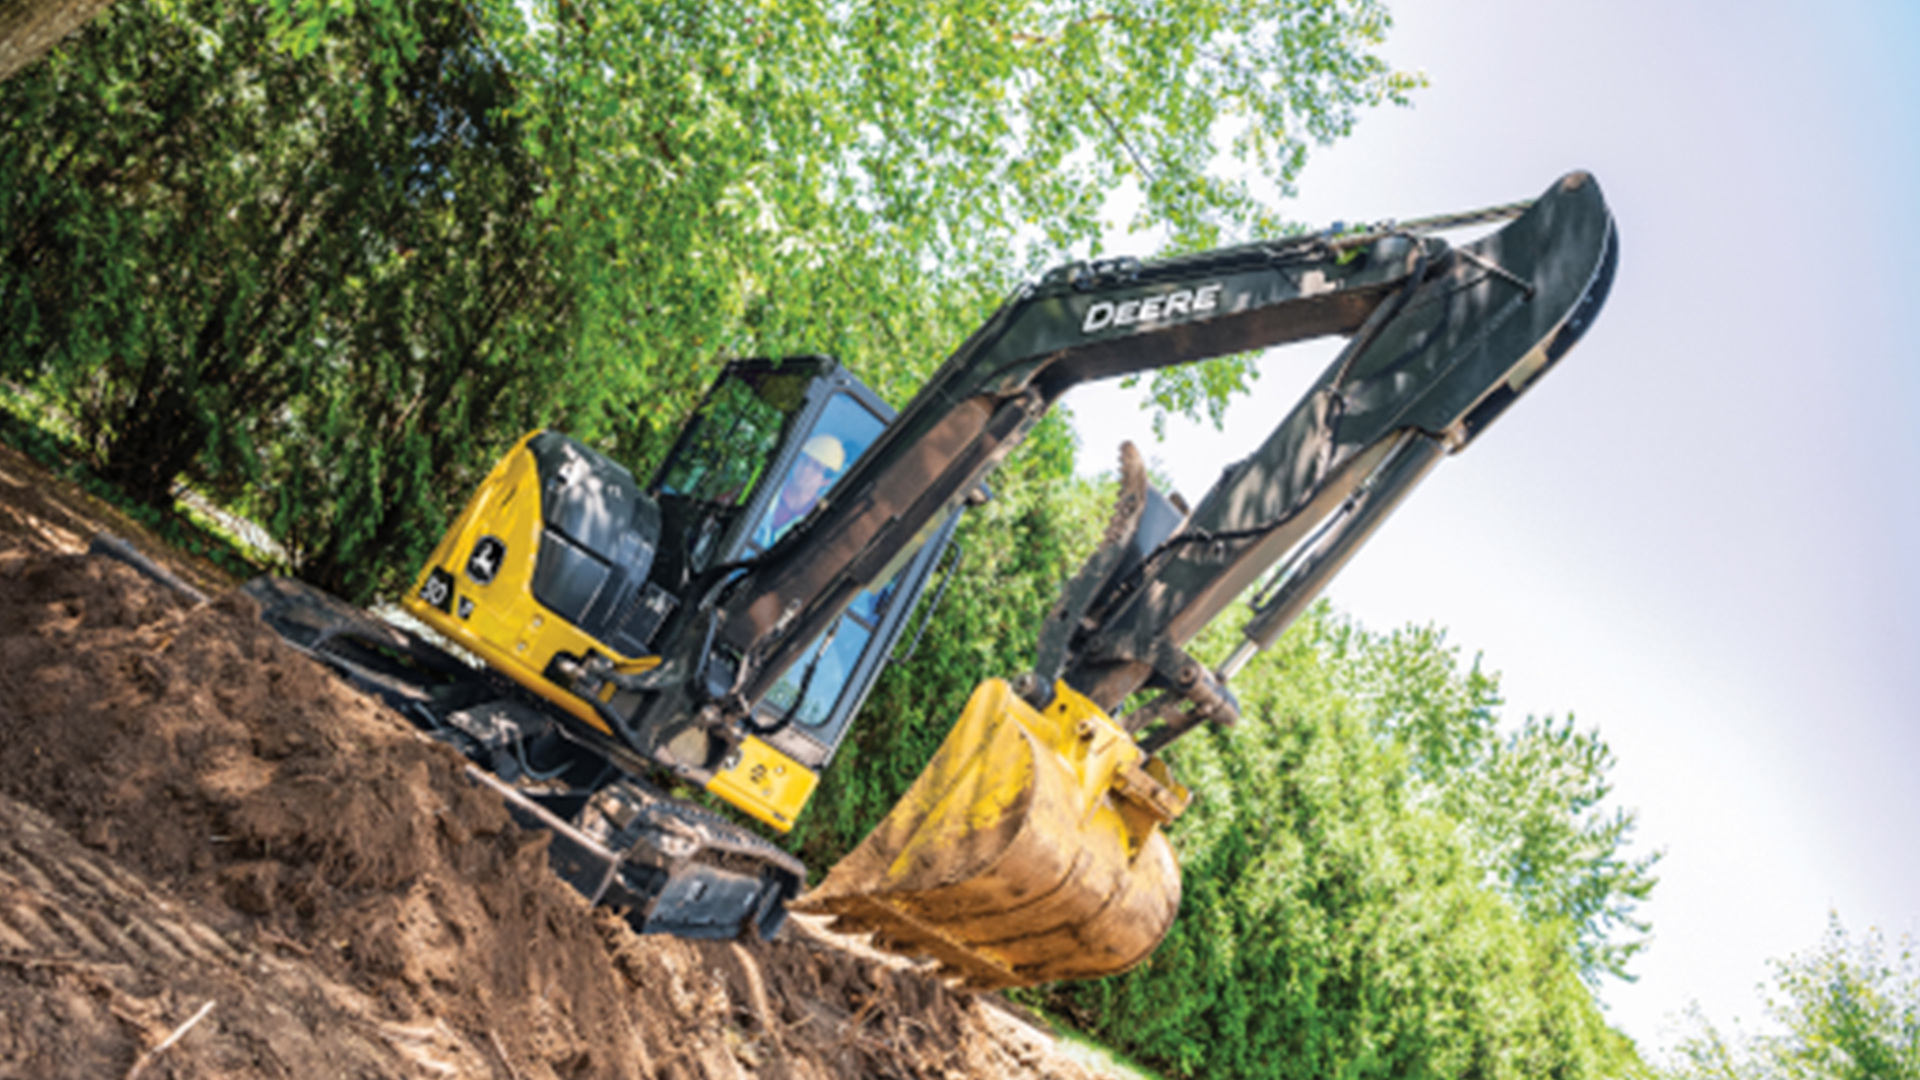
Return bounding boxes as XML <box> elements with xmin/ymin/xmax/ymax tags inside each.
<box><xmin>793</xmin><ymin>678</ymin><xmax>1190</xmax><ymax>989</ymax></box>
<box><xmin>400</xmin><ymin>432</ymin><xmax>610</xmax><ymax>726</ymax></box>
<box><xmin>399</xmin><ymin>433</ymin><xmax>818</xmax><ymax>833</ymax></box>
<box><xmin>710</xmin><ymin>737</ymin><xmax>822</xmax><ymax>831</ymax></box>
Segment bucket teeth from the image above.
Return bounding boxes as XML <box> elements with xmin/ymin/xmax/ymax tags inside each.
<box><xmin>796</xmin><ymin>893</ymin><xmax>1023</xmax><ymax>990</ymax></box>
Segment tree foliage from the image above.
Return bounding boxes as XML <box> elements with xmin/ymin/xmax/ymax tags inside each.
<box><xmin>3</xmin><ymin>0</ymin><xmax>1421</xmax><ymax>600</ymax></box>
<box><xmin>1666</xmin><ymin>917</ymin><xmax>1920</xmax><ymax>1080</ymax></box>
<box><xmin>1325</xmin><ymin>619</ymin><xmax>1661</xmax><ymax>983</ymax></box>
<box><xmin>1032</xmin><ymin>608</ymin><xmax>1649</xmax><ymax>1079</ymax></box>
<box><xmin>0</xmin><ymin>0</ymin><xmax>572</xmax><ymax>596</ymax></box>
<box><xmin>494</xmin><ymin>0</ymin><xmax>1422</xmax><ymax>440</ymax></box>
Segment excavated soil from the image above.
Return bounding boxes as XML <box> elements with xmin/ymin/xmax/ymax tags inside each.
<box><xmin>0</xmin><ymin>442</ymin><xmax>1118</xmax><ymax>1080</ymax></box>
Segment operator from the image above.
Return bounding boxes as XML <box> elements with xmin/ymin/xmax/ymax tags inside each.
<box><xmin>754</xmin><ymin>433</ymin><xmax>845</xmax><ymax>549</ymax></box>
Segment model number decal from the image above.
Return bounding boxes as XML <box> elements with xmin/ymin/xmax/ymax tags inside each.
<box><xmin>1081</xmin><ymin>283</ymin><xmax>1224</xmax><ymax>334</ymax></box>
<box><xmin>420</xmin><ymin>567</ymin><xmax>456</xmax><ymax>612</ymax></box>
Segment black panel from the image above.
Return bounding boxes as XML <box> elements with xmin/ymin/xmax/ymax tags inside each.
<box><xmin>526</xmin><ymin>431</ymin><xmax>667</xmax><ymax>651</ymax></box>
<box><xmin>531</xmin><ymin>530</ymin><xmax>610</xmax><ymax>620</ymax></box>
<box><xmin>608</xmin><ymin>581</ymin><xmax>677</xmax><ymax>658</ymax></box>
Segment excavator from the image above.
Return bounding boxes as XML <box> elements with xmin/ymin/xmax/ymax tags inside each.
<box><xmin>243</xmin><ymin>171</ymin><xmax>1617</xmax><ymax>990</ymax></box>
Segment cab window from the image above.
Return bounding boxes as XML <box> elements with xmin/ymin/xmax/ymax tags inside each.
<box><xmin>754</xmin><ymin>393</ymin><xmax>892</xmax><ymax>738</ymax></box>
<box><xmin>746</xmin><ymin>393</ymin><xmax>885</xmax><ymax>553</ymax></box>
<box><xmin>657</xmin><ymin>370</ymin><xmax>812</xmax><ymax>508</ymax></box>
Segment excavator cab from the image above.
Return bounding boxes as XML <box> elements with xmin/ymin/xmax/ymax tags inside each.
<box><xmin>650</xmin><ymin>357</ymin><xmax>959</xmax><ymax>761</ymax></box>
<box><xmin>399</xmin><ymin>357</ymin><xmax>960</xmax><ymax>832</ymax></box>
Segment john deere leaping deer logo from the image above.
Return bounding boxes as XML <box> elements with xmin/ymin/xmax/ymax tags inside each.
<box><xmin>466</xmin><ymin>536</ymin><xmax>507</xmax><ymax>585</ymax></box>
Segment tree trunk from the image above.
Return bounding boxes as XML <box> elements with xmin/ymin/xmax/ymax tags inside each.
<box><xmin>100</xmin><ymin>383</ymin><xmax>205</xmax><ymax>510</ymax></box>
<box><xmin>0</xmin><ymin>0</ymin><xmax>113</xmax><ymax>82</ymax></box>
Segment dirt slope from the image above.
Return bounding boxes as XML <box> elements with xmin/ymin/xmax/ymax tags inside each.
<box><xmin>0</xmin><ymin>443</ymin><xmax>1118</xmax><ymax>1080</ymax></box>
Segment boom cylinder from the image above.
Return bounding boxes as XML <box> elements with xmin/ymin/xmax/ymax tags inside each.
<box><xmin>1220</xmin><ymin>429</ymin><xmax>1447</xmax><ymax>680</ymax></box>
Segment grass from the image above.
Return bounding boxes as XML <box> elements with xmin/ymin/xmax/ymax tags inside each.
<box><xmin>0</xmin><ymin>382</ymin><xmax>270</xmax><ymax>579</ymax></box>
<box><xmin>1051</xmin><ymin>1022</ymin><xmax>1169</xmax><ymax>1080</ymax></box>
<box><xmin>997</xmin><ymin>997</ymin><xmax>1168</xmax><ymax>1080</ymax></box>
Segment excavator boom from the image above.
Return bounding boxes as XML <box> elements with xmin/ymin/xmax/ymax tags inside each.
<box><xmin>795</xmin><ymin>172</ymin><xmax>1617</xmax><ymax>986</ymax></box>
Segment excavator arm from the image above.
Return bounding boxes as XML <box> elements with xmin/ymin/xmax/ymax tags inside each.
<box><xmin>1055</xmin><ymin>171</ymin><xmax>1616</xmax><ymax>724</ymax></box>
<box><xmin>790</xmin><ymin>172</ymin><xmax>1617</xmax><ymax>987</ymax></box>
<box><xmin>624</xmin><ymin>171</ymin><xmax>1609</xmax><ymax>758</ymax></box>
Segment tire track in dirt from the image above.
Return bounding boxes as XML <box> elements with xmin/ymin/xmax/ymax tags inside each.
<box><xmin>0</xmin><ymin>791</ymin><xmax>483</xmax><ymax>1079</ymax></box>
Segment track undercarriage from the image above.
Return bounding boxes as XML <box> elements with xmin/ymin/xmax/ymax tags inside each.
<box><xmin>243</xmin><ymin>575</ymin><xmax>804</xmax><ymax>941</ymax></box>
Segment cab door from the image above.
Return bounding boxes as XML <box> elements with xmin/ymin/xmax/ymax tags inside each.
<box><xmin>649</xmin><ymin>358</ymin><xmax>961</xmax><ymax>774</ymax></box>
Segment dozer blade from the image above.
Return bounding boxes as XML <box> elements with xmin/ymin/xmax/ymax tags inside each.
<box><xmin>792</xmin><ymin>678</ymin><xmax>1190</xmax><ymax>989</ymax></box>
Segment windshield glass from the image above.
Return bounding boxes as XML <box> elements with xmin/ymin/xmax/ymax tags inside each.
<box><xmin>752</xmin><ymin>392</ymin><xmax>893</xmax><ymax>738</ymax></box>
<box><xmin>656</xmin><ymin>369</ymin><xmax>812</xmax><ymax>507</ymax></box>
<box><xmin>748</xmin><ymin>392</ymin><xmax>884</xmax><ymax>552</ymax></box>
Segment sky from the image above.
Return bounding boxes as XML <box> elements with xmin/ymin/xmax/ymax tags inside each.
<box><xmin>1065</xmin><ymin>0</ymin><xmax>1920</xmax><ymax>1056</ymax></box>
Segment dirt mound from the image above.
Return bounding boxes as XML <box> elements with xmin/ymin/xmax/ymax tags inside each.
<box><xmin>0</xmin><ymin>452</ymin><xmax>1118</xmax><ymax>1079</ymax></box>
<box><xmin>0</xmin><ymin>551</ymin><xmax>643</xmax><ymax>1077</ymax></box>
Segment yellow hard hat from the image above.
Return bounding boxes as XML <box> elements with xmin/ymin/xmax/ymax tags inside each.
<box><xmin>801</xmin><ymin>434</ymin><xmax>845</xmax><ymax>473</ymax></box>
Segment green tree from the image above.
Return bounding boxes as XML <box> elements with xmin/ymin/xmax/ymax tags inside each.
<box><xmin>1326</xmin><ymin>619</ymin><xmax>1660</xmax><ymax>982</ymax></box>
<box><xmin>1</xmin><ymin>0</ymin><xmax>568</xmax><ymax>564</ymax></box>
<box><xmin>5</xmin><ymin>0</ymin><xmax>1421</xmax><ymax>597</ymax></box>
<box><xmin>1039</xmin><ymin>608</ymin><xmax>1646</xmax><ymax>1079</ymax></box>
<box><xmin>236</xmin><ymin>2</ymin><xmax>574</xmax><ymax>598</ymax></box>
<box><xmin>1666</xmin><ymin>917</ymin><xmax>1920</xmax><ymax>1080</ymax></box>
<box><xmin>463</xmin><ymin>0</ymin><xmax>1427</xmax><ymax>455</ymax></box>
<box><xmin>0</xmin><ymin>0</ymin><xmax>572</xmax><ymax>596</ymax></box>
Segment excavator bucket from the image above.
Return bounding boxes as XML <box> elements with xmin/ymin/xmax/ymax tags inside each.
<box><xmin>792</xmin><ymin>678</ymin><xmax>1190</xmax><ymax>989</ymax></box>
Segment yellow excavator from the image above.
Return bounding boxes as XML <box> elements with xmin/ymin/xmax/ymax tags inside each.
<box><xmin>246</xmin><ymin>172</ymin><xmax>1617</xmax><ymax>989</ymax></box>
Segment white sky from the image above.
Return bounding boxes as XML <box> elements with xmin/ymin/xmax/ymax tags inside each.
<box><xmin>1065</xmin><ymin>0</ymin><xmax>1920</xmax><ymax>1055</ymax></box>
